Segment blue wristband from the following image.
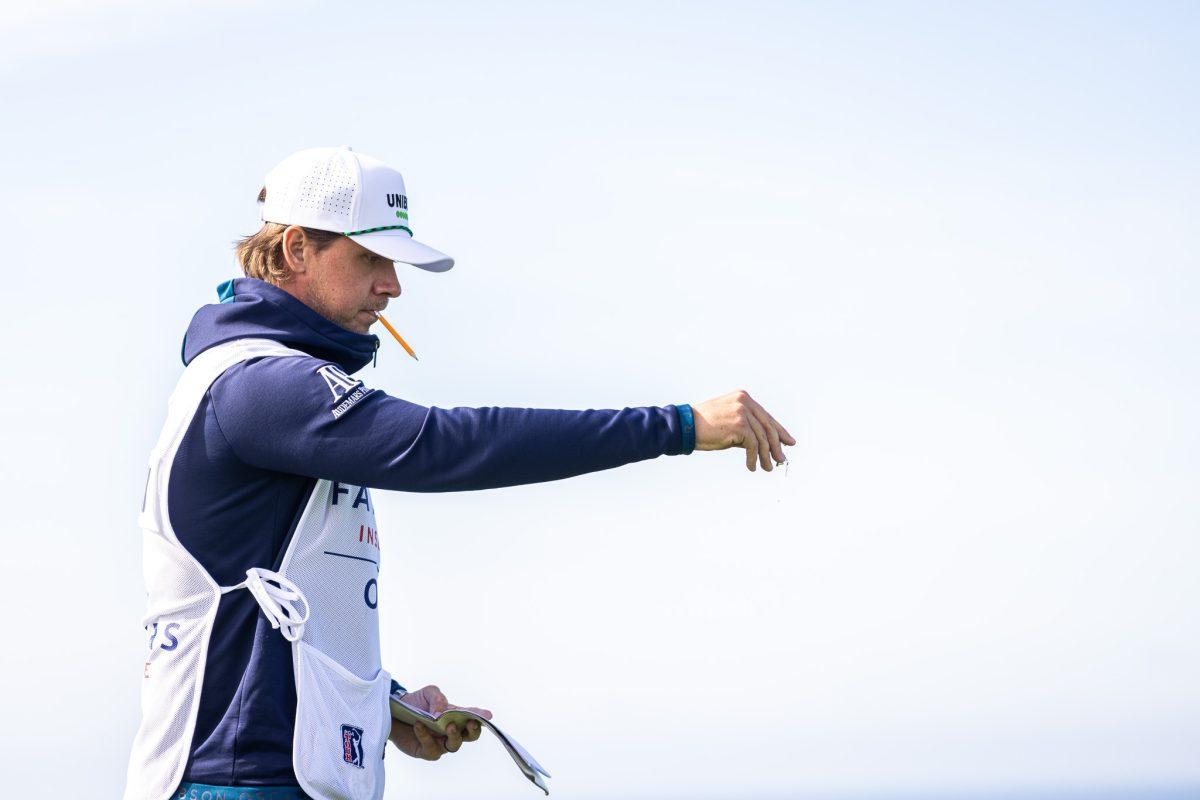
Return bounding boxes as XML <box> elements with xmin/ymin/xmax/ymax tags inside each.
<box><xmin>674</xmin><ymin>404</ymin><xmax>695</xmax><ymax>455</ymax></box>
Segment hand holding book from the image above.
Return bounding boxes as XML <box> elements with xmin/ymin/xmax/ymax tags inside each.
<box><xmin>389</xmin><ymin>680</ymin><xmax>552</xmax><ymax>794</ymax></box>
<box><xmin>387</xmin><ymin>683</ymin><xmax>490</xmax><ymax>760</ymax></box>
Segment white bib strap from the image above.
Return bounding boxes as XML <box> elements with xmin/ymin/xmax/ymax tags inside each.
<box><xmin>224</xmin><ymin>567</ymin><xmax>310</xmax><ymax>642</ymax></box>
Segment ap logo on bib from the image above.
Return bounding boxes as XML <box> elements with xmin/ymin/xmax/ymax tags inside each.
<box><xmin>341</xmin><ymin>724</ymin><xmax>365</xmax><ymax>768</ymax></box>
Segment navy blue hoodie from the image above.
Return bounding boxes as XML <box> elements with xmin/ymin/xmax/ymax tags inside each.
<box><xmin>169</xmin><ymin>277</ymin><xmax>694</xmax><ymax>786</ymax></box>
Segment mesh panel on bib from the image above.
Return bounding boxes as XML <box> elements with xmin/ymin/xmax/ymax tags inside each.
<box><xmin>283</xmin><ymin>480</ymin><xmax>382</xmax><ymax>681</ymax></box>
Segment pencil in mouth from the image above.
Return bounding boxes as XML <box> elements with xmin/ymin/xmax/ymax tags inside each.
<box><xmin>372</xmin><ymin>310</ymin><xmax>419</xmax><ymax>361</ymax></box>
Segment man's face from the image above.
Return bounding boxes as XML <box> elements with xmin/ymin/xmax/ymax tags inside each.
<box><xmin>282</xmin><ymin>230</ymin><xmax>401</xmax><ymax>335</ymax></box>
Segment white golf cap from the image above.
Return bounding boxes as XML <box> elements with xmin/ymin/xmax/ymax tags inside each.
<box><xmin>259</xmin><ymin>145</ymin><xmax>453</xmax><ymax>272</ymax></box>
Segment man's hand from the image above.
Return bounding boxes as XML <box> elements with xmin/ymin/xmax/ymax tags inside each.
<box><xmin>388</xmin><ymin>684</ymin><xmax>493</xmax><ymax>761</ymax></box>
<box><xmin>692</xmin><ymin>390</ymin><xmax>796</xmax><ymax>472</ymax></box>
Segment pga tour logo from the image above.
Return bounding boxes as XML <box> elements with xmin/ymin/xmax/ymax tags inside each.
<box><xmin>341</xmin><ymin>724</ymin><xmax>365</xmax><ymax>768</ymax></box>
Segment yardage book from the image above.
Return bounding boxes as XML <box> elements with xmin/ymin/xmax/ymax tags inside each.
<box><xmin>389</xmin><ymin>680</ymin><xmax>552</xmax><ymax>795</ymax></box>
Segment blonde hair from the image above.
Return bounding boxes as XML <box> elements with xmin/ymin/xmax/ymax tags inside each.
<box><xmin>234</xmin><ymin>187</ymin><xmax>343</xmax><ymax>285</ymax></box>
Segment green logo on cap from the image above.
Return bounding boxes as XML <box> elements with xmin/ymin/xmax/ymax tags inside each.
<box><xmin>395</xmin><ymin>210</ymin><xmax>409</xmax><ymax>219</ymax></box>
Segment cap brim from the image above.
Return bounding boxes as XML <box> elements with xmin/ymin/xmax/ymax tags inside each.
<box><xmin>350</xmin><ymin>229</ymin><xmax>454</xmax><ymax>272</ymax></box>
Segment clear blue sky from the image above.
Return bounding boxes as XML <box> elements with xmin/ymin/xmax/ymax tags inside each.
<box><xmin>0</xmin><ymin>2</ymin><xmax>1197</xmax><ymax>798</ymax></box>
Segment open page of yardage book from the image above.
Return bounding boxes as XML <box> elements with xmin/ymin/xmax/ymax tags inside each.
<box><xmin>389</xmin><ymin>681</ymin><xmax>552</xmax><ymax>795</ymax></box>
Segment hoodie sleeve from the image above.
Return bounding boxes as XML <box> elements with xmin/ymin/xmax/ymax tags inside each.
<box><xmin>208</xmin><ymin>355</ymin><xmax>693</xmax><ymax>492</ymax></box>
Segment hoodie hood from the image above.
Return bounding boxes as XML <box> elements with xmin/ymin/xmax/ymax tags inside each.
<box><xmin>181</xmin><ymin>277</ymin><xmax>380</xmax><ymax>374</ymax></box>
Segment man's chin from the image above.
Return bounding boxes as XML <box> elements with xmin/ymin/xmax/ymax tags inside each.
<box><xmin>335</xmin><ymin>318</ymin><xmax>372</xmax><ymax>335</ymax></box>
<box><xmin>347</xmin><ymin>311</ymin><xmax>377</xmax><ymax>335</ymax></box>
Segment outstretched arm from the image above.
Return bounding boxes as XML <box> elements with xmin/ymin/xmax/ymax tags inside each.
<box><xmin>209</xmin><ymin>355</ymin><xmax>695</xmax><ymax>491</ymax></box>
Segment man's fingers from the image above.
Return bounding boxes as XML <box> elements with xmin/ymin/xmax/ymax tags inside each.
<box><xmin>750</xmin><ymin>404</ymin><xmax>785</xmax><ymax>464</ymax></box>
<box><xmin>428</xmin><ymin>685</ymin><xmax>449</xmax><ymax>714</ymax></box>
<box><xmin>746</xmin><ymin>412</ymin><xmax>773</xmax><ymax>471</ymax></box>
<box><xmin>445</xmin><ymin>722</ymin><xmax>463</xmax><ymax>753</ymax></box>
<box><xmin>412</xmin><ymin>723</ymin><xmax>444</xmax><ymax>760</ymax></box>
<box><xmin>406</xmin><ymin>693</ymin><xmax>490</xmax><ymax>756</ymax></box>
<box><xmin>758</xmin><ymin>410</ymin><xmax>787</xmax><ymax>465</ymax></box>
<box><xmin>745</xmin><ymin>396</ymin><xmax>793</xmax><ymax>460</ymax></box>
<box><xmin>465</xmin><ymin>706</ymin><xmax>493</xmax><ymax>721</ymax></box>
<box><xmin>411</xmin><ymin>723</ymin><xmax>434</xmax><ymax>760</ymax></box>
<box><xmin>736</xmin><ymin>401</ymin><xmax>760</xmax><ymax>470</ymax></box>
<box><xmin>743</xmin><ymin>420</ymin><xmax>759</xmax><ymax>471</ymax></box>
<box><xmin>448</xmin><ymin>703</ymin><xmax>493</xmax><ymax>721</ymax></box>
<box><xmin>779</xmin><ymin>424</ymin><xmax>796</xmax><ymax>447</ymax></box>
<box><xmin>762</xmin><ymin>407</ymin><xmax>796</xmax><ymax>448</ymax></box>
<box><xmin>730</xmin><ymin>393</ymin><xmax>794</xmax><ymax>471</ymax></box>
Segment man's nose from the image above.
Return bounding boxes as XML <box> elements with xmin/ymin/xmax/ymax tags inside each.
<box><xmin>377</xmin><ymin>263</ymin><xmax>401</xmax><ymax>298</ymax></box>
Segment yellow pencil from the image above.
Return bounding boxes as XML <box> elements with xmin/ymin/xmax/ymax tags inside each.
<box><xmin>373</xmin><ymin>311</ymin><xmax>419</xmax><ymax>361</ymax></box>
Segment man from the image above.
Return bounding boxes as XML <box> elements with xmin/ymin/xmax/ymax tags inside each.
<box><xmin>125</xmin><ymin>146</ymin><xmax>794</xmax><ymax>800</ymax></box>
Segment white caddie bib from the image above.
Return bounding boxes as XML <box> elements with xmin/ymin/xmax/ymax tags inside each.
<box><xmin>124</xmin><ymin>338</ymin><xmax>391</xmax><ymax>800</ymax></box>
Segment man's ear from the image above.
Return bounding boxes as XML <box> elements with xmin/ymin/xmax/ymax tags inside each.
<box><xmin>282</xmin><ymin>226</ymin><xmax>309</xmax><ymax>275</ymax></box>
